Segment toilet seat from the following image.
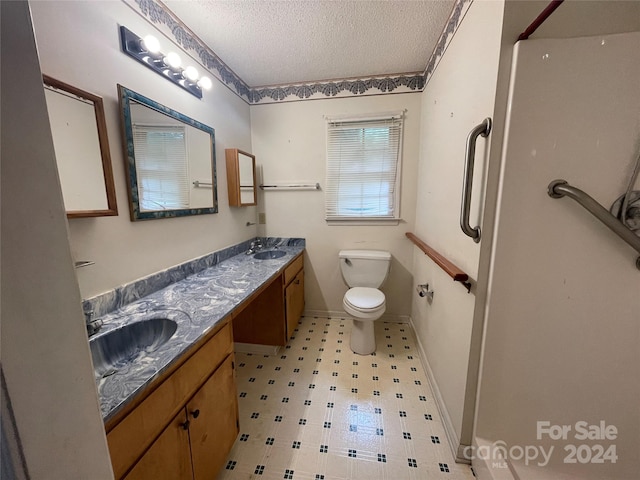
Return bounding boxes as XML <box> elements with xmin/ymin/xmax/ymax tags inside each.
<box><xmin>343</xmin><ymin>287</ymin><xmax>386</xmax><ymax>321</ymax></box>
<box><xmin>342</xmin><ymin>287</ymin><xmax>386</xmax><ymax>354</ymax></box>
<box><xmin>344</xmin><ymin>287</ymin><xmax>385</xmax><ymax>311</ymax></box>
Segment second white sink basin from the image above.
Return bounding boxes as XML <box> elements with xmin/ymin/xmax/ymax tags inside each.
<box><xmin>254</xmin><ymin>250</ymin><xmax>286</xmax><ymax>260</ymax></box>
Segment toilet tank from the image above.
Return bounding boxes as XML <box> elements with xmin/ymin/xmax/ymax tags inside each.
<box><xmin>339</xmin><ymin>250</ymin><xmax>391</xmax><ymax>288</ymax></box>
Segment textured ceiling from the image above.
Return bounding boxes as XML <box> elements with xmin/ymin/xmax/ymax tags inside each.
<box><xmin>162</xmin><ymin>0</ymin><xmax>455</xmax><ymax>87</ymax></box>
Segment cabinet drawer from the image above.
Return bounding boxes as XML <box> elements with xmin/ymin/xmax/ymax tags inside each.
<box><xmin>284</xmin><ymin>253</ymin><xmax>303</xmax><ymax>285</ymax></box>
<box><xmin>107</xmin><ymin>321</ymin><xmax>233</xmax><ymax>479</ymax></box>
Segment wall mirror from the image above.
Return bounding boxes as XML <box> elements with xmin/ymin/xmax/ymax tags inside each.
<box><xmin>117</xmin><ymin>85</ymin><xmax>217</xmax><ymax>221</ymax></box>
<box><xmin>43</xmin><ymin>75</ymin><xmax>118</xmax><ymax>218</ymax></box>
<box><xmin>225</xmin><ymin>148</ymin><xmax>257</xmax><ymax>206</ymax></box>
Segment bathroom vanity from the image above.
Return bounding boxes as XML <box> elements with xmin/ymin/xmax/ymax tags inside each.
<box><xmin>87</xmin><ymin>239</ymin><xmax>305</xmax><ymax>479</ymax></box>
<box><xmin>106</xmin><ymin>319</ymin><xmax>236</xmax><ymax>479</ymax></box>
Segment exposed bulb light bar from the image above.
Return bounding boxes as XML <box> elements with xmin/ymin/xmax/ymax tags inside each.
<box><xmin>119</xmin><ymin>26</ymin><xmax>211</xmax><ymax>99</ymax></box>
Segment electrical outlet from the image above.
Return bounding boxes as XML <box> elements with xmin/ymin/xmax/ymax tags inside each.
<box><xmin>258</xmin><ymin>212</ymin><xmax>266</xmax><ymax>224</ymax></box>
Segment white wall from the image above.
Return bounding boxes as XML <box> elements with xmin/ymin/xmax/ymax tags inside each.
<box><xmin>30</xmin><ymin>0</ymin><xmax>256</xmax><ymax>299</ymax></box>
<box><xmin>410</xmin><ymin>0</ymin><xmax>504</xmax><ymax>453</ymax></box>
<box><xmin>1</xmin><ymin>2</ymin><xmax>113</xmax><ymax>477</ymax></box>
<box><xmin>250</xmin><ymin>93</ymin><xmax>422</xmax><ymax>318</ymax></box>
<box><xmin>474</xmin><ymin>30</ymin><xmax>640</xmax><ymax>479</ymax></box>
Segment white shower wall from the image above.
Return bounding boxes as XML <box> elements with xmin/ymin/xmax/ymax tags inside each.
<box><xmin>474</xmin><ymin>31</ymin><xmax>640</xmax><ymax>480</ymax></box>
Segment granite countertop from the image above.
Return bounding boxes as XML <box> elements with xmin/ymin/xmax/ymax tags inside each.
<box><xmin>92</xmin><ymin>245</ymin><xmax>304</xmax><ymax>422</ymax></box>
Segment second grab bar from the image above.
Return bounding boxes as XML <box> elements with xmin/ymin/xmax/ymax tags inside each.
<box><xmin>460</xmin><ymin>118</ymin><xmax>492</xmax><ymax>243</ymax></box>
<box><xmin>548</xmin><ymin>179</ymin><xmax>640</xmax><ymax>269</ymax></box>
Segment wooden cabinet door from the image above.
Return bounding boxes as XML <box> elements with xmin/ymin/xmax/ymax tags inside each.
<box><xmin>285</xmin><ymin>269</ymin><xmax>304</xmax><ymax>340</ymax></box>
<box><xmin>124</xmin><ymin>410</ymin><xmax>193</xmax><ymax>480</ymax></box>
<box><xmin>187</xmin><ymin>355</ymin><xmax>239</xmax><ymax>480</ymax></box>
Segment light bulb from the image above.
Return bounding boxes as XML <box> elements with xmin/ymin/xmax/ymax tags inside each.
<box><xmin>163</xmin><ymin>52</ymin><xmax>181</xmax><ymax>69</ymax></box>
<box><xmin>141</xmin><ymin>35</ymin><xmax>161</xmax><ymax>54</ymax></box>
<box><xmin>183</xmin><ymin>66</ymin><xmax>199</xmax><ymax>82</ymax></box>
<box><xmin>198</xmin><ymin>76</ymin><xmax>212</xmax><ymax>90</ymax></box>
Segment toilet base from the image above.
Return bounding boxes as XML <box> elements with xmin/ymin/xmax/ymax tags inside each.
<box><xmin>350</xmin><ymin>318</ymin><xmax>376</xmax><ymax>355</ymax></box>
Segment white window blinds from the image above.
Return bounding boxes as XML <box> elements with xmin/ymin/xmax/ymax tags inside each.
<box><xmin>132</xmin><ymin>124</ymin><xmax>189</xmax><ymax>211</ymax></box>
<box><xmin>326</xmin><ymin>113</ymin><xmax>403</xmax><ymax>222</ymax></box>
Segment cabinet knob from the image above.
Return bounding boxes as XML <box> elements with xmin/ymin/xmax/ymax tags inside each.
<box><xmin>180</xmin><ymin>420</ymin><xmax>190</xmax><ymax>430</ymax></box>
<box><xmin>294</xmin><ymin>279</ymin><xmax>300</xmax><ymax>285</ymax></box>
<box><xmin>190</xmin><ymin>409</ymin><xmax>200</xmax><ymax>419</ymax></box>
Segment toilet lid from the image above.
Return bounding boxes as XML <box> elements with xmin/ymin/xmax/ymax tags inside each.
<box><xmin>344</xmin><ymin>287</ymin><xmax>385</xmax><ymax>311</ymax></box>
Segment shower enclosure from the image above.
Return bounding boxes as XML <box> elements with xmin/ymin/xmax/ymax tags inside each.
<box><xmin>473</xmin><ymin>30</ymin><xmax>640</xmax><ymax>480</ymax></box>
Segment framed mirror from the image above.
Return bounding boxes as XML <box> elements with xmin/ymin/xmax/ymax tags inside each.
<box><xmin>225</xmin><ymin>149</ymin><xmax>257</xmax><ymax>206</ymax></box>
<box><xmin>117</xmin><ymin>85</ymin><xmax>217</xmax><ymax>221</ymax></box>
<box><xmin>43</xmin><ymin>75</ymin><xmax>118</xmax><ymax>218</ymax></box>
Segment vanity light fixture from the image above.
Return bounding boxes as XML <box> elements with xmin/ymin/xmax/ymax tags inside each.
<box><xmin>119</xmin><ymin>26</ymin><xmax>212</xmax><ymax>99</ymax></box>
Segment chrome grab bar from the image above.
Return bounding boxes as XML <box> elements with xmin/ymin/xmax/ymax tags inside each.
<box><xmin>548</xmin><ymin>179</ymin><xmax>640</xmax><ymax>270</ymax></box>
<box><xmin>460</xmin><ymin>118</ymin><xmax>492</xmax><ymax>243</ymax></box>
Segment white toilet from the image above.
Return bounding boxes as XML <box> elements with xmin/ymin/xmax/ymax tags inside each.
<box><xmin>339</xmin><ymin>249</ymin><xmax>391</xmax><ymax>355</ymax></box>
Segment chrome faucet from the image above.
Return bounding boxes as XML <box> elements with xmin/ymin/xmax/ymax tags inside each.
<box><xmin>85</xmin><ymin>309</ymin><xmax>103</xmax><ymax>337</ymax></box>
<box><xmin>246</xmin><ymin>238</ymin><xmax>264</xmax><ymax>254</ymax></box>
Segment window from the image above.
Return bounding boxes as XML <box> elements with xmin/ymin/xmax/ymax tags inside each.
<box><xmin>132</xmin><ymin>124</ymin><xmax>189</xmax><ymax>211</ymax></box>
<box><xmin>325</xmin><ymin>112</ymin><xmax>403</xmax><ymax>223</ymax></box>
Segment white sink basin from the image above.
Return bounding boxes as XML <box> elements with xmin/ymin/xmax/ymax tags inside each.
<box><xmin>89</xmin><ymin>318</ymin><xmax>177</xmax><ymax>377</ymax></box>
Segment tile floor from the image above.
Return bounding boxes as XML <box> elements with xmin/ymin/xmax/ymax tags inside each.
<box><xmin>220</xmin><ymin>316</ymin><xmax>475</xmax><ymax>480</ymax></box>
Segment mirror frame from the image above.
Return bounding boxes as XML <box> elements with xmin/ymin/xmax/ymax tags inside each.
<box><xmin>117</xmin><ymin>85</ymin><xmax>218</xmax><ymax>221</ymax></box>
<box><xmin>43</xmin><ymin>75</ymin><xmax>118</xmax><ymax>218</ymax></box>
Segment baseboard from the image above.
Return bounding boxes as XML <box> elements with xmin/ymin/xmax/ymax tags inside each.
<box><xmin>234</xmin><ymin>342</ymin><xmax>281</xmax><ymax>355</ymax></box>
<box><xmin>472</xmin><ymin>437</ymin><xmax>519</xmax><ymax>480</ymax></box>
<box><xmin>303</xmin><ymin>309</ymin><xmax>411</xmax><ymax>324</ymax></box>
<box><xmin>409</xmin><ymin>318</ymin><xmax>470</xmax><ymax>465</ymax></box>
<box><xmin>457</xmin><ymin>444</ymin><xmax>472</xmax><ymax>464</ymax></box>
